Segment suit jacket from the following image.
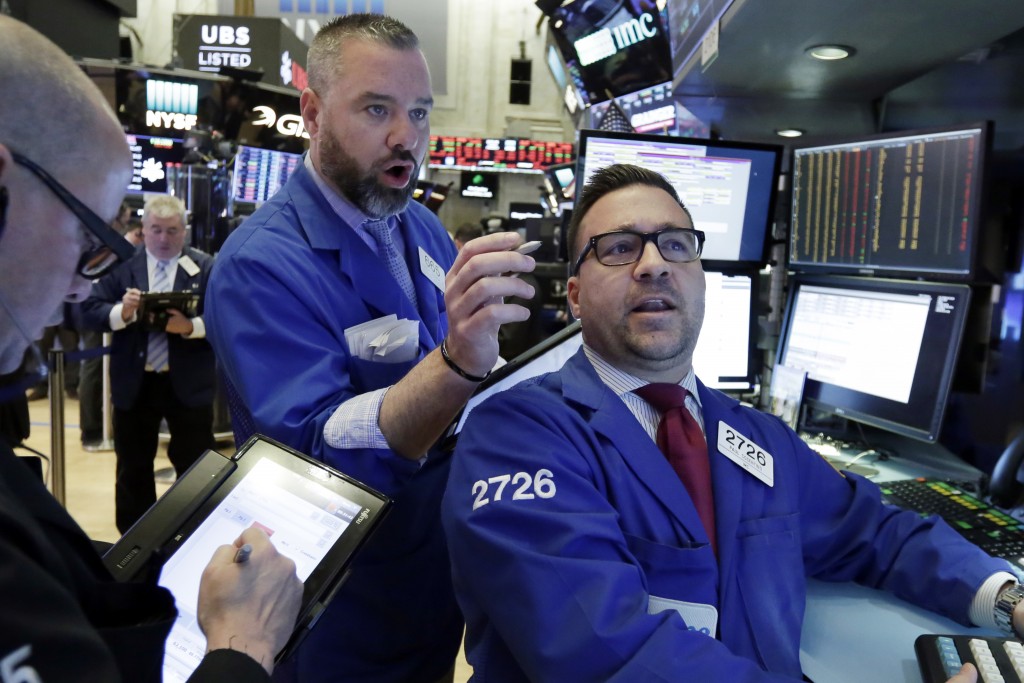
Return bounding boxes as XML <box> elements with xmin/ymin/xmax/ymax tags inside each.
<box><xmin>0</xmin><ymin>440</ymin><xmax>270</xmax><ymax>682</ymax></box>
<box><xmin>205</xmin><ymin>163</ymin><xmax>462</xmax><ymax>682</ymax></box>
<box><xmin>81</xmin><ymin>246</ymin><xmax>216</xmax><ymax>410</ymax></box>
<box><xmin>442</xmin><ymin>349</ymin><xmax>1009</xmax><ymax>682</ymax></box>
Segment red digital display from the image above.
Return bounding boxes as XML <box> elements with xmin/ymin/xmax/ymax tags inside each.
<box><xmin>428</xmin><ymin>136</ymin><xmax>574</xmax><ymax>173</ymax></box>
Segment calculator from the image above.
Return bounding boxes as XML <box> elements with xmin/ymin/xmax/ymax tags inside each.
<box><xmin>916</xmin><ymin>634</ymin><xmax>1024</xmax><ymax>683</ymax></box>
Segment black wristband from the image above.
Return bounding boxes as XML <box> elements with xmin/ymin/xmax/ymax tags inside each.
<box><xmin>440</xmin><ymin>338</ymin><xmax>489</xmax><ymax>383</ymax></box>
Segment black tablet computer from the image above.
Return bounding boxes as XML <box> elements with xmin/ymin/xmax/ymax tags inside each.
<box><xmin>138</xmin><ymin>291</ymin><xmax>200</xmax><ymax>330</ymax></box>
<box><xmin>441</xmin><ymin>320</ymin><xmax>583</xmax><ymax>449</ymax></box>
<box><xmin>103</xmin><ymin>435</ymin><xmax>391</xmax><ymax>682</ymax></box>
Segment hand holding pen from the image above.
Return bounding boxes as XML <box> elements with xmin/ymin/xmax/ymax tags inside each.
<box><xmin>195</xmin><ymin>528</ymin><xmax>303</xmax><ymax>675</ymax></box>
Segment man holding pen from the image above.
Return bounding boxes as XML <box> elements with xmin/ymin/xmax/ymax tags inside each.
<box><xmin>0</xmin><ymin>15</ymin><xmax>302</xmax><ymax>682</ymax></box>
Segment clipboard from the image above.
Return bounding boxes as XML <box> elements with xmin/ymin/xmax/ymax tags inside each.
<box><xmin>137</xmin><ymin>291</ymin><xmax>200</xmax><ymax>331</ymax></box>
<box><xmin>104</xmin><ymin>435</ymin><xmax>391</xmax><ymax>682</ymax></box>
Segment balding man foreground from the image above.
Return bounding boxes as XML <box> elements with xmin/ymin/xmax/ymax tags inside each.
<box><xmin>0</xmin><ymin>16</ymin><xmax>302</xmax><ymax>682</ymax></box>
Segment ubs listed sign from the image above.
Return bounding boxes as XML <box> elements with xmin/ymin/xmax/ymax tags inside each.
<box><xmin>173</xmin><ymin>15</ymin><xmax>308</xmax><ymax>89</ymax></box>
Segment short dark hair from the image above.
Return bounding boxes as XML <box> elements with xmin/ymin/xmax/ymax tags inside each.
<box><xmin>454</xmin><ymin>223</ymin><xmax>484</xmax><ymax>244</ymax></box>
<box><xmin>308</xmin><ymin>14</ymin><xmax>420</xmax><ymax>94</ymax></box>
<box><xmin>567</xmin><ymin>163</ymin><xmax>694</xmax><ymax>265</ymax></box>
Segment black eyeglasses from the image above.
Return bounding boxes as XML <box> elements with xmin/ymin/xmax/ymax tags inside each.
<box><xmin>573</xmin><ymin>227</ymin><xmax>705</xmax><ymax>276</ymax></box>
<box><xmin>10</xmin><ymin>151</ymin><xmax>134</xmax><ymax>278</ymax></box>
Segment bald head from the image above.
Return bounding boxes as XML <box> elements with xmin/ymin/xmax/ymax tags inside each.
<box><xmin>0</xmin><ymin>15</ymin><xmax>126</xmax><ymax>172</ymax></box>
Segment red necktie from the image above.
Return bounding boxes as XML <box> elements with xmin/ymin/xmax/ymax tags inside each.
<box><xmin>634</xmin><ymin>383</ymin><xmax>717</xmax><ymax>556</ymax></box>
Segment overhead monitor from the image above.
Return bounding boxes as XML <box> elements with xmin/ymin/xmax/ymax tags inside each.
<box><xmin>125</xmin><ymin>134</ymin><xmax>185</xmax><ymax>195</ymax></box>
<box><xmin>429</xmin><ymin>136</ymin><xmax>574</xmax><ymax>173</ymax></box>
<box><xmin>546</xmin><ymin>0</ymin><xmax>672</xmax><ymax>107</ymax></box>
<box><xmin>776</xmin><ymin>275</ymin><xmax>972</xmax><ymax>443</ymax></box>
<box><xmin>231</xmin><ymin>145</ymin><xmax>302</xmax><ymax>205</ymax></box>
<box><xmin>576</xmin><ymin>129</ymin><xmax>782</xmax><ymax>267</ymax></box>
<box><xmin>460</xmin><ymin>171</ymin><xmax>498</xmax><ymax>199</ymax></box>
<box><xmin>789</xmin><ymin>122</ymin><xmax>990</xmax><ymax>279</ymax></box>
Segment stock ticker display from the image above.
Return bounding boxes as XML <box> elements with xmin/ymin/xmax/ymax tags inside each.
<box><xmin>790</xmin><ymin>126</ymin><xmax>985</xmax><ymax>277</ymax></box>
<box><xmin>428</xmin><ymin>136</ymin><xmax>574</xmax><ymax>173</ymax></box>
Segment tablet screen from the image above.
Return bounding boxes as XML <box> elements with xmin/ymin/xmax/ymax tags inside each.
<box><xmin>148</xmin><ymin>440</ymin><xmax>388</xmax><ymax>682</ymax></box>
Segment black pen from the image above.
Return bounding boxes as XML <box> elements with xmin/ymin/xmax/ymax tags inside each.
<box><xmin>234</xmin><ymin>543</ymin><xmax>252</xmax><ymax>564</ymax></box>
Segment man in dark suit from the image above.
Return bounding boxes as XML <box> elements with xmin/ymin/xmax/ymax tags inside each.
<box><xmin>82</xmin><ymin>194</ymin><xmax>216</xmax><ymax>533</ymax></box>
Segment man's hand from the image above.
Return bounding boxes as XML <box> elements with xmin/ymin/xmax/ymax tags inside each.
<box><xmin>946</xmin><ymin>662</ymin><xmax>977</xmax><ymax>683</ymax></box>
<box><xmin>121</xmin><ymin>287</ymin><xmax>141</xmax><ymax>321</ymax></box>
<box><xmin>164</xmin><ymin>308</ymin><xmax>194</xmax><ymax>335</ymax></box>
<box><xmin>196</xmin><ymin>527</ymin><xmax>303</xmax><ymax>675</ymax></box>
<box><xmin>443</xmin><ymin>232</ymin><xmax>537</xmax><ymax>378</ymax></box>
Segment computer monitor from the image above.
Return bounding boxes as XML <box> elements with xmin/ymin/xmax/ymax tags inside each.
<box><xmin>696</xmin><ymin>268</ymin><xmax>759</xmax><ymax>392</ymax></box>
<box><xmin>125</xmin><ymin>134</ymin><xmax>185</xmax><ymax>195</ymax></box>
<box><xmin>776</xmin><ymin>275</ymin><xmax>972</xmax><ymax>443</ymax></box>
<box><xmin>231</xmin><ymin>145</ymin><xmax>303</xmax><ymax>206</ymax></box>
<box><xmin>789</xmin><ymin>122</ymin><xmax>991</xmax><ymax>279</ymax></box>
<box><xmin>460</xmin><ymin>171</ymin><xmax>498</xmax><ymax>199</ymax></box>
<box><xmin>575</xmin><ymin>129</ymin><xmax>782</xmax><ymax>268</ymax></box>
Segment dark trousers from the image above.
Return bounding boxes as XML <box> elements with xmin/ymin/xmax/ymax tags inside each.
<box><xmin>113</xmin><ymin>372</ymin><xmax>214</xmax><ymax>533</ymax></box>
<box><xmin>78</xmin><ymin>330</ymin><xmax>103</xmax><ymax>442</ymax></box>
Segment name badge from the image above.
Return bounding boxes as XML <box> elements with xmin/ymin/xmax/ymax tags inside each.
<box><xmin>418</xmin><ymin>247</ymin><xmax>446</xmax><ymax>293</ymax></box>
<box><xmin>717</xmin><ymin>422</ymin><xmax>774</xmax><ymax>487</ymax></box>
<box><xmin>178</xmin><ymin>255</ymin><xmax>200</xmax><ymax>277</ymax></box>
<box><xmin>648</xmin><ymin>595</ymin><xmax>718</xmax><ymax>637</ymax></box>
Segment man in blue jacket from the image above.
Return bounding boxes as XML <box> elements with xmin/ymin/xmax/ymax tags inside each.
<box><xmin>441</xmin><ymin>163</ymin><xmax>1014</xmax><ymax>682</ymax></box>
<box><xmin>205</xmin><ymin>13</ymin><xmax>536</xmax><ymax>683</ymax></box>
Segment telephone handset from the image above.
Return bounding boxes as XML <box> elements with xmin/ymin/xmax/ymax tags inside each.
<box><xmin>984</xmin><ymin>429</ymin><xmax>1024</xmax><ymax>509</ymax></box>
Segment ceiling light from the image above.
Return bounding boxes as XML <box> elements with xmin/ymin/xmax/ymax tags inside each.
<box><xmin>806</xmin><ymin>45</ymin><xmax>853</xmax><ymax>61</ymax></box>
<box><xmin>776</xmin><ymin>129</ymin><xmax>805</xmax><ymax>138</ymax></box>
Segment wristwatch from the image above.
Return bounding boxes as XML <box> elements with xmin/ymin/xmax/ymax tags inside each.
<box><xmin>994</xmin><ymin>584</ymin><xmax>1024</xmax><ymax>637</ymax></box>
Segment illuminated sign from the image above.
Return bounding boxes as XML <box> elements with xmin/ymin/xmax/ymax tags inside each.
<box><xmin>429</xmin><ymin>136</ymin><xmax>574</xmax><ymax>174</ymax></box>
<box><xmin>198</xmin><ymin>24</ymin><xmax>253</xmax><ymax>70</ymax></box>
<box><xmin>145</xmin><ymin>80</ymin><xmax>199</xmax><ymax>131</ymax></box>
<box><xmin>252</xmin><ymin>105</ymin><xmax>309</xmax><ymax>139</ymax></box>
<box><xmin>574</xmin><ymin>13</ymin><xmax>658</xmax><ymax>67</ymax></box>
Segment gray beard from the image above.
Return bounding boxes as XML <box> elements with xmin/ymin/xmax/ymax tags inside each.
<box><xmin>319</xmin><ymin>131</ymin><xmax>418</xmax><ymax>219</ymax></box>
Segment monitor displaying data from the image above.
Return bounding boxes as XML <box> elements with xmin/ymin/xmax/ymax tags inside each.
<box><xmin>231</xmin><ymin>145</ymin><xmax>302</xmax><ymax>205</ymax></box>
<box><xmin>576</xmin><ymin>130</ymin><xmax>782</xmax><ymax>266</ymax></box>
<box><xmin>125</xmin><ymin>134</ymin><xmax>185</xmax><ymax>195</ymax></box>
<box><xmin>695</xmin><ymin>269</ymin><xmax>758</xmax><ymax>391</ymax></box>
<box><xmin>776</xmin><ymin>275</ymin><xmax>972</xmax><ymax>442</ymax></box>
<box><xmin>789</xmin><ymin>123</ymin><xmax>990</xmax><ymax>278</ymax></box>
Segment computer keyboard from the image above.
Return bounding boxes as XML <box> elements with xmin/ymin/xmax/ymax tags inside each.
<box><xmin>917</xmin><ymin>634</ymin><xmax>1024</xmax><ymax>683</ymax></box>
<box><xmin>880</xmin><ymin>478</ymin><xmax>1024</xmax><ymax>570</ymax></box>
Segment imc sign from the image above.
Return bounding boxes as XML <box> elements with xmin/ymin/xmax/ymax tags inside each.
<box><xmin>173</xmin><ymin>14</ymin><xmax>309</xmax><ymax>90</ymax></box>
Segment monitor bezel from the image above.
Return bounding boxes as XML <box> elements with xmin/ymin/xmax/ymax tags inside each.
<box><xmin>787</xmin><ymin>120</ymin><xmax>993</xmax><ymax>281</ymax></box>
<box><xmin>575</xmin><ymin>129</ymin><xmax>783</xmax><ymax>269</ymax></box>
<box><xmin>775</xmin><ymin>273</ymin><xmax>972</xmax><ymax>443</ymax></box>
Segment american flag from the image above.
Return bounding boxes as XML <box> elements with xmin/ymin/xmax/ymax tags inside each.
<box><xmin>597</xmin><ymin>99</ymin><xmax>635</xmax><ymax>133</ymax></box>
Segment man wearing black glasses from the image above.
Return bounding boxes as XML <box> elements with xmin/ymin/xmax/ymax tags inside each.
<box><xmin>442</xmin><ymin>164</ymin><xmax>1004</xmax><ymax>683</ymax></box>
<box><xmin>0</xmin><ymin>15</ymin><xmax>301</xmax><ymax>682</ymax></box>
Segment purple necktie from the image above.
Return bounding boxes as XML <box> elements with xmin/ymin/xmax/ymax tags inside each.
<box><xmin>634</xmin><ymin>383</ymin><xmax>717</xmax><ymax>556</ymax></box>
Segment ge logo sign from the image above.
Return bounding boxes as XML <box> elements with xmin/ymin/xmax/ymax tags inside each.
<box><xmin>252</xmin><ymin>105</ymin><xmax>309</xmax><ymax>139</ymax></box>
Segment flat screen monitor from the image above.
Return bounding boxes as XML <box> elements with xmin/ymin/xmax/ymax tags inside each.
<box><xmin>575</xmin><ymin>129</ymin><xmax>782</xmax><ymax>267</ymax></box>
<box><xmin>231</xmin><ymin>145</ymin><xmax>302</xmax><ymax>205</ymax></box>
<box><xmin>547</xmin><ymin>1</ymin><xmax>672</xmax><ymax>106</ymax></box>
<box><xmin>126</xmin><ymin>134</ymin><xmax>185</xmax><ymax>195</ymax></box>
<box><xmin>696</xmin><ymin>268</ymin><xmax>758</xmax><ymax>392</ymax></box>
<box><xmin>776</xmin><ymin>275</ymin><xmax>972</xmax><ymax>443</ymax></box>
<box><xmin>789</xmin><ymin>122</ymin><xmax>991</xmax><ymax>279</ymax></box>
<box><xmin>545</xmin><ymin>162</ymin><xmax>576</xmax><ymax>201</ymax></box>
<box><xmin>461</xmin><ymin>171</ymin><xmax>498</xmax><ymax>199</ymax></box>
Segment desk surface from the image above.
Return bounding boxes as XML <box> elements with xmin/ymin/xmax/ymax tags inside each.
<box><xmin>801</xmin><ymin>579</ymin><xmax>999</xmax><ymax>683</ymax></box>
